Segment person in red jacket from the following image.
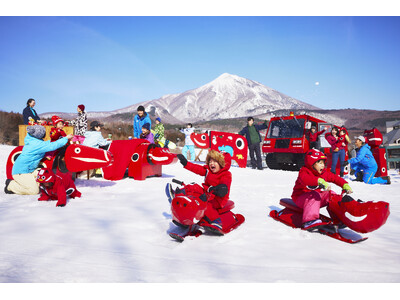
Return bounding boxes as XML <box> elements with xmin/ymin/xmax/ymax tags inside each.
<box><xmin>50</xmin><ymin>115</ymin><xmax>67</xmax><ymax>142</ymax></box>
<box><xmin>307</xmin><ymin>125</ymin><xmax>326</xmax><ymax>149</ymax></box>
<box><xmin>291</xmin><ymin>149</ymin><xmax>353</xmax><ymax>231</ymax></box>
<box><xmin>174</xmin><ymin>150</ymin><xmax>232</xmax><ymax>234</ymax></box>
<box><xmin>36</xmin><ymin>168</ymin><xmax>81</xmax><ymax>207</ymax></box>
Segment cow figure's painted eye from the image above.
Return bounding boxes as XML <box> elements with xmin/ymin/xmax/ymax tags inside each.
<box><xmin>236</xmin><ymin>138</ymin><xmax>245</xmax><ymax>150</ymax></box>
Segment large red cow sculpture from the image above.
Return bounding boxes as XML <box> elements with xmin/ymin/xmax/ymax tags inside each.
<box><xmin>190</xmin><ymin>131</ymin><xmax>248</xmax><ymax>168</ymax></box>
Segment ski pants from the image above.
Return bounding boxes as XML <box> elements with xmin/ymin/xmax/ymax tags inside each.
<box><xmin>248</xmin><ymin>142</ymin><xmax>263</xmax><ymax>169</ymax></box>
<box><xmin>351</xmin><ymin>163</ymin><xmax>388</xmax><ymax>185</ymax></box>
<box><xmin>292</xmin><ymin>190</ymin><xmax>331</xmax><ymax>224</ymax></box>
<box><xmin>331</xmin><ymin>149</ymin><xmax>345</xmax><ymax>174</ymax></box>
<box><xmin>8</xmin><ymin>169</ymin><xmax>40</xmax><ymax>195</ymax></box>
<box><xmin>182</xmin><ymin>145</ymin><xmax>195</xmax><ymax>161</ymax></box>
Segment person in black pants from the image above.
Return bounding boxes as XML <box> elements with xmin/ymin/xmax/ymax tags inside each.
<box><xmin>239</xmin><ymin>117</ymin><xmax>268</xmax><ymax>170</ymax></box>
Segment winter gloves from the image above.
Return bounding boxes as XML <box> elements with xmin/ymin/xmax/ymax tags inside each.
<box><xmin>318</xmin><ymin>178</ymin><xmax>331</xmax><ymax>191</ymax></box>
<box><xmin>342</xmin><ymin>183</ymin><xmax>353</xmax><ymax>194</ymax></box>
<box><xmin>208</xmin><ymin>184</ymin><xmax>229</xmax><ymax>197</ymax></box>
<box><xmin>177</xmin><ymin>154</ymin><xmax>188</xmax><ymax>167</ymax></box>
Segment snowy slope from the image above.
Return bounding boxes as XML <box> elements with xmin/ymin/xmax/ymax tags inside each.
<box><xmin>1</xmin><ymin>144</ymin><xmax>399</xmax><ymax>284</ymax></box>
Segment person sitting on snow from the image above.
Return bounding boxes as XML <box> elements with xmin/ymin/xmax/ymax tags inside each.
<box><xmin>36</xmin><ymin>168</ymin><xmax>81</xmax><ymax>207</ymax></box>
<box><xmin>168</xmin><ymin>150</ymin><xmax>232</xmax><ymax>235</ymax></box>
<box><xmin>346</xmin><ymin>136</ymin><xmax>390</xmax><ymax>185</ymax></box>
<box><xmin>140</xmin><ymin>123</ymin><xmax>154</xmax><ymax>143</ymax></box>
<box><xmin>291</xmin><ymin>149</ymin><xmax>353</xmax><ymax>231</ymax></box>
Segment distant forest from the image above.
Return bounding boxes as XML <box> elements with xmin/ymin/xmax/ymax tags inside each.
<box><xmin>0</xmin><ymin>111</ymin><xmax>23</xmax><ymax>145</ymax></box>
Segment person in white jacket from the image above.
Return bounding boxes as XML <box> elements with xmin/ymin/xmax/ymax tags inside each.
<box><xmin>180</xmin><ymin>123</ymin><xmax>195</xmax><ymax>161</ymax></box>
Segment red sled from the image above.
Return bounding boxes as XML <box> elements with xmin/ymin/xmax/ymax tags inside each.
<box><xmin>269</xmin><ymin>198</ymin><xmax>368</xmax><ymax>244</ymax></box>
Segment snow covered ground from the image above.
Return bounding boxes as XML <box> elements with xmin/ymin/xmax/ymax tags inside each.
<box><xmin>1</xmin><ymin>144</ymin><xmax>399</xmax><ymax>287</ymax></box>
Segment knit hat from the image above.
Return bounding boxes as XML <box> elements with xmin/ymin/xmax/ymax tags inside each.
<box><xmin>142</xmin><ymin>123</ymin><xmax>150</xmax><ymax>131</ymax></box>
<box><xmin>27</xmin><ymin>125</ymin><xmax>46</xmax><ymax>139</ymax></box>
<box><xmin>156</xmin><ymin>117</ymin><xmax>161</xmax><ymax>122</ymax></box>
<box><xmin>51</xmin><ymin>115</ymin><xmax>63</xmax><ymax>126</ymax></box>
<box><xmin>78</xmin><ymin>104</ymin><xmax>85</xmax><ymax>111</ymax></box>
<box><xmin>137</xmin><ymin>105</ymin><xmax>145</xmax><ymax>112</ymax></box>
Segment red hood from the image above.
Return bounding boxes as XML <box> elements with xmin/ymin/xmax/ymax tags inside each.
<box><xmin>219</xmin><ymin>152</ymin><xmax>232</xmax><ymax>173</ymax></box>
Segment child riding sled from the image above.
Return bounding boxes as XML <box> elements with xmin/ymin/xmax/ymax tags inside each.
<box><xmin>166</xmin><ymin>149</ymin><xmax>244</xmax><ymax>240</ymax></box>
<box><xmin>291</xmin><ymin>148</ymin><xmax>353</xmax><ymax>231</ymax></box>
<box><xmin>290</xmin><ymin>148</ymin><xmax>389</xmax><ymax>235</ymax></box>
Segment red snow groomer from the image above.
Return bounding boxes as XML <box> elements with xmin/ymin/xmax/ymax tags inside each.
<box><xmin>262</xmin><ymin>112</ymin><xmax>349</xmax><ymax>173</ymax></box>
<box><xmin>363</xmin><ymin>128</ymin><xmax>388</xmax><ymax>177</ymax></box>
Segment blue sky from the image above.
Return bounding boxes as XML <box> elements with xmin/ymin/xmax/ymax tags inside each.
<box><xmin>0</xmin><ymin>16</ymin><xmax>399</xmax><ymax>114</ymax></box>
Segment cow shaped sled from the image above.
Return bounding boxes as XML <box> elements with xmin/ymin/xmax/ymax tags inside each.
<box><xmin>269</xmin><ymin>193</ymin><xmax>389</xmax><ymax>244</ymax></box>
<box><xmin>168</xmin><ymin>179</ymin><xmax>245</xmax><ymax>242</ymax></box>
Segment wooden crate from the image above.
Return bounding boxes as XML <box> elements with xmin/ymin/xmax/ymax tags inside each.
<box><xmin>19</xmin><ymin>125</ymin><xmax>74</xmax><ymax>146</ymax></box>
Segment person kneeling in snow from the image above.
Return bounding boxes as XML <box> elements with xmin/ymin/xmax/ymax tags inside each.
<box><xmin>172</xmin><ymin>150</ymin><xmax>232</xmax><ymax>235</ymax></box>
<box><xmin>346</xmin><ymin>136</ymin><xmax>390</xmax><ymax>185</ymax></box>
<box><xmin>291</xmin><ymin>149</ymin><xmax>353</xmax><ymax>231</ymax></box>
<box><xmin>36</xmin><ymin>168</ymin><xmax>81</xmax><ymax>207</ymax></box>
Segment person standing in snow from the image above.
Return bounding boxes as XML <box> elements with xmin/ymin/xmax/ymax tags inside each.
<box><xmin>239</xmin><ymin>117</ymin><xmax>268</xmax><ymax>170</ymax></box>
<box><xmin>70</xmin><ymin>104</ymin><xmax>88</xmax><ymax>144</ymax></box>
<box><xmin>346</xmin><ymin>136</ymin><xmax>390</xmax><ymax>185</ymax></box>
<box><xmin>5</xmin><ymin>125</ymin><xmax>73</xmax><ymax>195</ymax></box>
<box><xmin>23</xmin><ymin>98</ymin><xmax>41</xmax><ymax>125</ymax></box>
<box><xmin>180</xmin><ymin>123</ymin><xmax>196</xmax><ymax>161</ymax></box>
<box><xmin>153</xmin><ymin>117</ymin><xmax>165</xmax><ymax>144</ymax></box>
<box><xmin>133</xmin><ymin>105</ymin><xmax>151</xmax><ymax>139</ymax></box>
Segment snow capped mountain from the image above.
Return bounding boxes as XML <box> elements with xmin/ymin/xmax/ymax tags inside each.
<box><xmin>41</xmin><ymin>73</ymin><xmax>320</xmax><ymax>123</ymax></box>
<box><xmin>109</xmin><ymin>73</ymin><xmax>320</xmax><ymax>123</ymax></box>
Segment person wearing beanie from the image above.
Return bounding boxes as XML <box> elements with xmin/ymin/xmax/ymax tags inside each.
<box><xmin>83</xmin><ymin>121</ymin><xmax>111</xmax><ymax>149</ymax></box>
<box><xmin>5</xmin><ymin>125</ymin><xmax>73</xmax><ymax>195</ymax></box>
<box><xmin>238</xmin><ymin>117</ymin><xmax>268</xmax><ymax>170</ymax></box>
<box><xmin>70</xmin><ymin>104</ymin><xmax>88</xmax><ymax>144</ymax></box>
<box><xmin>140</xmin><ymin>122</ymin><xmax>154</xmax><ymax>143</ymax></box>
<box><xmin>50</xmin><ymin>115</ymin><xmax>67</xmax><ymax>142</ymax></box>
<box><xmin>133</xmin><ymin>105</ymin><xmax>151</xmax><ymax>139</ymax></box>
<box><xmin>153</xmin><ymin>117</ymin><xmax>165</xmax><ymax>143</ymax></box>
<box><xmin>22</xmin><ymin>98</ymin><xmax>41</xmax><ymax>125</ymax></box>
<box><xmin>347</xmin><ymin>136</ymin><xmax>390</xmax><ymax>185</ymax></box>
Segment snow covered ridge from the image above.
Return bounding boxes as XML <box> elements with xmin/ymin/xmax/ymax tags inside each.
<box><xmin>40</xmin><ymin>73</ymin><xmax>320</xmax><ymax>123</ymax></box>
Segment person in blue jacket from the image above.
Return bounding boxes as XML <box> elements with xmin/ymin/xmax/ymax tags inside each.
<box><xmin>83</xmin><ymin>121</ymin><xmax>111</xmax><ymax>149</ymax></box>
<box><xmin>347</xmin><ymin>136</ymin><xmax>390</xmax><ymax>185</ymax></box>
<box><xmin>5</xmin><ymin>125</ymin><xmax>73</xmax><ymax>195</ymax></box>
<box><xmin>239</xmin><ymin>117</ymin><xmax>268</xmax><ymax>170</ymax></box>
<box><xmin>23</xmin><ymin>98</ymin><xmax>41</xmax><ymax>125</ymax></box>
<box><xmin>133</xmin><ymin>105</ymin><xmax>151</xmax><ymax>139</ymax></box>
